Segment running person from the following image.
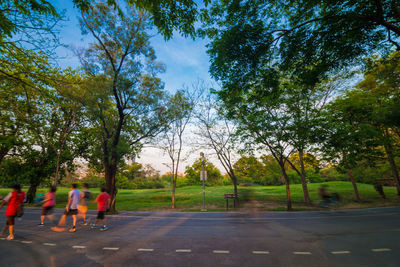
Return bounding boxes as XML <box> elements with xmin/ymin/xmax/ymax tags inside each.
<box><xmin>91</xmin><ymin>186</ymin><xmax>110</xmax><ymax>231</ymax></box>
<box><xmin>38</xmin><ymin>186</ymin><xmax>56</xmax><ymax>226</ymax></box>
<box><xmin>52</xmin><ymin>183</ymin><xmax>80</xmax><ymax>232</ymax></box>
<box><xmin>78</xmin><ymin>183</ymin><xmax>91</xmax><ymax>225</ymax></box>
<box><xmin>0</xmin><ymin>184</ymin><xmax>25</xmax><ymax>240</ymax></box>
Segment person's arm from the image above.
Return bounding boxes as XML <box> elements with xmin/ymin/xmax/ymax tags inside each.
<box><xmin>93</xmin><ymin>195</ymin><xmax>99</xmax><ymax>204</ymax></box>
<box><xmin>66</xmin><ymin>193</ymin><xmax>72</xmax><ymax>211</ymax></box>
<box><xmin>0</xmin><ymin>193</ymin><xmax>12</xmax><ymax>209</ymax></box>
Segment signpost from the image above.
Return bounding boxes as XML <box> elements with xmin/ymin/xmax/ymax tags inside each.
<box><xmin>200</xmin><ymin>152</ymin><xmax>207</xmax><ymax>211</ymax></box>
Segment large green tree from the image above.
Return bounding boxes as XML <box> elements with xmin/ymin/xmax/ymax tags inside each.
<box><xmin>79</xmin><ymin>3</ymin><xmax>171</xmax><ymax>211</ymax></box>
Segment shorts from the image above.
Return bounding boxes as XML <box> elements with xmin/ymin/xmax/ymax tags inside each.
<box><xmin>97</xmin><ymin>211</ymin><xmax>105</xmax><ymax>220</ymax></box>
<box><xmin>6</xmin><ymin>215</ymin><xmax>15</xmax><ymax>225</ymax></box>
<box><xmin>64</xmin><ymin>209</ymin><xmax>78</xmax><ymax>216</ymax></box>
<box><xmin>78</xmin><ymin>205</ymin><xmax>88</xmax><ymax>214</ymax></box>
<box><xmin>42</xmin><ymin>206</ymin><xmax>54</xmax><ymax>216</ymax></box>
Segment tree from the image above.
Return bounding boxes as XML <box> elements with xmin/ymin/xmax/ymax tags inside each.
<box><xmin>232</xmin><ymin>156</ymin><xmax>264</xmax><ymax>184</ymax></box>
<box><xmin>323</xmin><ymin>52</ymin><xmax>400</xmax><ymax>195</ymax></box>
<box><xmin>195</xmin><ymin>89</ymin><xmax>240</xmax><ymax>203</ymax></box>
<box><xmin>185</xmin><ymin>158</ymin><xmax>224</xmax><ymax>185</ymax></box>
<box><xmin>202</xmin><ymin>0</ymin><xmax>400</xmax><ymax>90</ymax></box>
<box><xmin>160</xmin><ymin>89</ymin><xmax>195</xmax><ymax>208</ymax></box>
<box><xmin>78</xmin><ymin>3</ymin><xmax>170</xmax><ymax>212</ymax></box>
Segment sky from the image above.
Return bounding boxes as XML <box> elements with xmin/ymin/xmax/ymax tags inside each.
<box><xmin>52</xmin><ymin>1</ymin><xmax>217</xmax><ymax>174</ymax></box>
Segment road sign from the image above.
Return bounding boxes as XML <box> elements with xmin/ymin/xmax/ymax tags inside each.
<box><xmin>200</xmin><ymin>171</ymin><xmax>207</xmax><ymax>181</ymax></box>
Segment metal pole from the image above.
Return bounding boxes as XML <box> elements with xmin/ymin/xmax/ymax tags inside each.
<box><xmin>201</xmin><ymin>152</ymin><xmax>206</xmax><ymax>211</ymax></box>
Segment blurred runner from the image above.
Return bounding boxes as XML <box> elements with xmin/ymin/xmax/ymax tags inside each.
<box><xmin>91</xmin><ymin>186</ymin><xmax>110</xmax><ymax>231</ymax></box>
<box><xmin>38</xmin><ymin>186</ymin><xmax>56</xmax><ymax>226</ymax></box>
<box><xmin>0</xmin><ymin>184</ymin><xmax>25</xmax><ymax>240</ymax></box>
<box><xmin>78</xmin><ymin>183</ymin><xmax>91</xmax><ymax>225</ymax></box>
<box><xmin>51</xmin><ymin>184</ymin><xmax>80</xmax><ymax>233</ymax></box>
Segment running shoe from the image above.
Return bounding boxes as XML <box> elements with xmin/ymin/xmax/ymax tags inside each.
<box><xmin>37</xmin><ymin>223</ymin><xmax>44</xmax><ymax>227</ymax></box>
<box><xmin>69</xmin><ymin>227</ymin><xmax>76</xmax><ymax>233</ymax></box>
<box><xmin>100</xmin><ymin>226</ymin><xmax>108</xmax><ymax>231</ymax></box>
<box><xmin>6</xmin><ymin>235</ymin><xmax>14</xmax><ymax>240</ymax></box>
<box><xmin>90</xmin><ymin>224</ymin><xmax>97</xmax><ymax>229</ymax></box>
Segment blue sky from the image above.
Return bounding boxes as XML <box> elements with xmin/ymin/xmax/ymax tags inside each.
<box><xmin>53</xmin><ymin>1</ymin><xmax>213</xmax><ymax>93</ymax></box>
<box><xmin>53</xmin><ymin>1</ymin><xmax>215</xmax><ymax>173</ymax></box>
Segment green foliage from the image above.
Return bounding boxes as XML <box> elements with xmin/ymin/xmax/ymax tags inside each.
<box><xmin>233</xmin><ymin>156</ymin><xmax>264</xmax><ymax>184</ymax></box>
<box><xmin>185</xmin><ymin>158</ymin><xmax>224</xmax><ymax>185</ymax></box>
<box><xmin>203</xmin><ymin>0</ymin><xmax>400</xmax><ymax>88</ymax></box>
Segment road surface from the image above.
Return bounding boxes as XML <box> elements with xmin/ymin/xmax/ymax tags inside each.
<box><xmin>0</xmin><ymin>206</ymin><xmax>400</xmax><ymax>266</ymax></box>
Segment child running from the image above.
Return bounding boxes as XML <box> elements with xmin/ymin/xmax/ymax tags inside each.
<box><xmin>91</xmin><ymin>186</ymin><xmax>110</xmax><ymax>231</ymax></box>
<box><xmin>51</xmin><ymin>183</ymin><xmax>80</xmax><ymax>233</ymax></box>
<box><xmin>78</xmin><ymin>183</ymin><xmax>91</xmax><ymax>225</ymax></box>
<box><xmin>38</xmin><ymin>186</ymin><xmax>56</xmax><ymax>226</ymax></box>
<box><xmin>0</xmin><ymin>184</ymin><xmax>25</xmax><ymax>240</ymax></box>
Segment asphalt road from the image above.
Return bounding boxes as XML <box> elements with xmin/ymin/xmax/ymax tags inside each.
<box><xmin>0</xmin><ymin>206</ymin><xmax>400</xmax><ymax>267</ymax></box>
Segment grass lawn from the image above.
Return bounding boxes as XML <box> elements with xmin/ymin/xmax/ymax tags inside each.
<box><xmin>0</xmin><ymin>181</ymin><xmax>399</xmax><ymax>212</ymax></box>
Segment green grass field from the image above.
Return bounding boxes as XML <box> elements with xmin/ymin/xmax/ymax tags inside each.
<box><xmin>1</xmin><ymin>181</ymin><xmax>399</xmax><ymax>211</ymax></box>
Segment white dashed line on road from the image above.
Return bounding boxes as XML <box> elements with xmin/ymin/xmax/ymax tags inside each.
<box><xmin>252</xmin><ymin>251</ymin><xmax>270</xmax><ymax>254</ymax></box>
<box><xmin>213</xmin><ymin>250</ymin><xmax>230</xmax><ymax>254</ymax></box>
<box><xmin>176</xmin><ymin>249</ymin><xmax>191</xmax><ymax>253</ymax></box>
<box><xmin>21</xmin><ymin>241</ymin><xmax>33</xmax><ymax>244</ymax></box>
<box><xmin>293</xmin><ymin>251</ymin><xmax>312</xmax><ymax>255</ymax></box>
<box><xmin>43</xmin><ymin>243</ymin><xmax>56</xmax><ymax>246</ymax></box>
<box><xmin>137</xmin><ymin>248</ymin><xmax>154</xmax><ymax>252</ymax></box>
<box><xmin>331</xmin><ymin>251</ymin><xmax>350</xmax><ymax>254</ymax></box>
<box><xmin>103</xmin><ymin>247</ymin><xmax>119</xmax><ymax>251</ymax></box>
<box><xmin>372</xmin><ymin>248</ymin><xmax>391</xmax><ymax>252</ymax></box>
<box><xmin>72</xmin><ymin>245</ymin><xmax>86</xmax><ymax>249</ymax></box>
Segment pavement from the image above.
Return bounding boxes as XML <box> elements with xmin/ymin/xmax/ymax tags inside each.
<box><xmin>0</xmin><ymin>206</ymin><xmax>400</xmax><ymax>267</ymax></box>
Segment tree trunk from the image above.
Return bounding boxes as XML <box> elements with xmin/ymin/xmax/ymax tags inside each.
<box><xmin>347</xmin><ymin>169</ymin><xmax>361</xmax><ymax>201</ymax></box>
<box><xmin>53</xmin><ymin>151</ymin><xmax>61</xmax><ymax>187</ymax></box>
<box><xmin>279</xmin><ymin>162</ymin><xmax>292</xmax><ymax>211</ymax></box>
<box><xmin>26</xmin><ymin>181</ymin><xmax>40</xmax><ymax>203</ymax></box>
<box><xmin>105</xmin><ymin>162</ymin><xmax>118</xmax><ymax>213</ymax></box>
<box><xmin>232</xmin><ymin>174</ymin><xmax>239</xmax><ymax>208</ymax></box>
<box><xmin>383</xmin><ymin>142</ymin><xmax>400</xmax><ymax>195</ymax></box>
<box><xmin>298</xmin><ymin>151</ymin><xmax>311</xmax><ymax>204</ymax></box>
<box><xmin>171</xmin><ymin>177</ymin><xmax>176</xmax><ymax>209</ymax></box>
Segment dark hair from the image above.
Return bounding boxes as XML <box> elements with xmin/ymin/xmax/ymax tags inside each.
<box><xmin>12</xmin><ymin>184</ymin><xmax>21</xmax><ymax>192</ymax></box>
<box><xmin>83</xmin><ymin>183</ymin><xmax>89</xmax><ymax>188</ymax></box>
<box><xmin>71</xmin><ymin>183</ymin><xmax>78</xmax><ymax>189</ymax></box>
<box><xmin>50</xmin><ymin>186</ymin><xmax>57</xmax><ymax>193</ymax></box>
<box><xmin>100</xmin><ymin>186</ymin><xmax>106</xmax><ymax>192</ymax></box>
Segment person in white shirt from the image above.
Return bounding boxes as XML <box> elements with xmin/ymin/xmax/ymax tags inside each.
<box><xmin>51</xmin><ymin>183</ymin><xmax>80</xmax><ymax>233</ymax></box>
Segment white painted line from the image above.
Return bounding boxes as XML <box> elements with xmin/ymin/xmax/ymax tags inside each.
<box><xmin>137</xmin><ymin>248</ymin><xmax>154</xmax><ymax>252</ymax></box>
<box><xmin>72</xmin><ymin>245</ymin><xmax>86</xmax><ymax>249</ymax></box>
<box><xmin>331</xmin><ymin>251</ymin><xmax>350</xmax><ymax>254</ymax></box>
<box><xmin>103</xmin><ymin>247</ymin><xmax>119</xmax><ymax>251</ymax></box>
<box><xmin>176</xmin><ymin>249</ymin><xmax>191</xmax><ymax>253</ymax></box>
<box><xmin>213</xmin><ymin>250</ymin><xmax>230</xmax><ymax>254</ymax></box>
<box><xmin>43</xmin><ymin>243</ymin><xmax>56</xmax><ymax>246</ymax></box>
<box><xmin>21</xmin><ymin>241</ymin><xmax>33</xmax><ymax>244</ymax></box>
<box><xmin>372</xmin><ymin>248</ymin><xmax>392</xmax><ymax>252</ymax></box>
<box><xmin>293</xmin><ymin>251</ymin><xmax>312</xmax><ymax>255</ymax></box>
<box><xmin>0</xmin><ymin>238</ymin><xmax>5</xmax><ymax>240</ymax></box>
<box><xmin>253</xmin><ymin>251</ymin><xmax>270</xmax><ymax>254</ymax></box>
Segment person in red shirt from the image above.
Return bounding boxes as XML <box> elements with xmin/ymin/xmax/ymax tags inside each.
<box><xmin>0</xmin><ymin>184</ymin><xmax>25</xmax><ymax>240</ymax></box>
<box><xmin>91</xmin><ymin>186</ymin><xmax>110</xmax><ymax>231</ymax></box>
<box><xmin>38</xmin><ymin>186</ymin><xmax>57</xmax><ymax>226</ymax></box>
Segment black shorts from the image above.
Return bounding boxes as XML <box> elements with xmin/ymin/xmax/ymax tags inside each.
<box><xmin>97</xmin><ymin>211</ymin><xmax>105</xmax><ymax>220</ymax></box>
<box><xmin>64</xmin><ymin>209</ymin><xmax>78</xmax><ymax>216</ymax></box>
<box><xmin>6</xmin><ymin>215</ymin><xmax>15</xmax><ymax>225</ymax></box>
<box><xmin>42</xmin><ymin>206</ymin><xmax>54</xmax><ymax>216</ymax></box>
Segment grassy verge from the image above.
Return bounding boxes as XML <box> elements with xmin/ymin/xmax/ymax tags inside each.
<box><xmin>0</xmin><ymin>181</ymin><xmax>399</xmax><ymax>212</ymax></box>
